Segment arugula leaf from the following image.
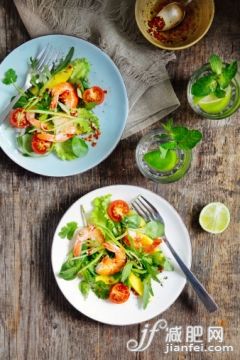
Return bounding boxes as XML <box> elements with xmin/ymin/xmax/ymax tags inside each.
<box><xmin>59</xmin><ymin>254</ymin><xmax>82</xmax><ymax>280</ymax></box>
<box><xmin>52</xmin><ymin>47</ymin><xmax>75</xmax><ymax>75</ymax></box>
<box><xmin>58</xmin><ymin>221</ymin><xmax>78</xmax><ymax>240</ymax></box>
<box><xmin>14</xmin><ymin>95</ymin><xmax>29</xmax><ymax>108</ymax></box>
<box><xmin>59</xmin><ymin>265</ymin><xmax>81</xmax><ymax>280</ymax></box>
<box><xmin>71</xmin><ymin>137</ymin><xmax>88</xmax><ymax>158</ymax></box>
<box><xmin>144</xmin><ymin>220</ymin><xmax>165</xmax><ymax>238</ymax></box>
<box><xmin>121</xmin><ymin>262</ymin><xmax>133</xmax><ymax>283</ymax></box>
<box><xmin>191</xmin><ymin>75</ymin><xmax>217</xmax><ymax>97</ymax></box>
<box><xmin>2</xmin><ymin>68</ymin><xmax>17</xmax><ymax>85</ymax></box>
<box><xmin>142</xmin><ymin>276</ymin><xmax>153</xmax><ymax>309</ymax></box>
<box><xmin>209</xmin><ymin>54</ymin><xmax>223</xmax><ymax>75</ymax></box>
<box><xmin>79</xmin><ymin>280</ymin><xmax>90</xmax><ymax>298</ymax></box>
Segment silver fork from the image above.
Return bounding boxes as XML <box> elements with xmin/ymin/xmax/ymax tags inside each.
<box><xmin>131</xmin><ymin>195</ymin><xmax>218</xmax><ymax>313</ymax></box>
<box><xmin>1</xmin><ymin>44</ymin><xmax>61</xmax><ymax>122</ymax></box>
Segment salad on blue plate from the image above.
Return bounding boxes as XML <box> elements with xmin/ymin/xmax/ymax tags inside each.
<box><xmin>58</xmin><ymin>194</ymin><xmax>173</xmax><ymax>309</ymax></box>
<box><xmin>2</xmin><ymin>47</ymin><xmax>107</xmax><ymax>160</ymax></box>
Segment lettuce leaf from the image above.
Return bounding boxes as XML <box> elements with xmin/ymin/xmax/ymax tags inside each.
<box><xmin>76</xmin><ymin>108</ymin><xmax>99</xmax><ymax>131</ymax></box>
<box><xmin>54</xmin><ymin>137</ymin><xmax>88</xmax><ymax>161</ymax></box>
<box><xmin>54</xmin><ymin>139</ymin><xmax>77</xmax><ymax>161</ymax></box>
<box><xmin>70</xmin><ymin>58</ymin><xmax>91</xmax><ymax>84</ymax></box>
<box><xmin>17</xmin><ymin>134</ymin><xmax>49</xmax><ymax>157</ymax></box>
<box><xmin>90</xmin><ymin>195</ymin><xmax>122</xmax><ymax>236</ymax></box>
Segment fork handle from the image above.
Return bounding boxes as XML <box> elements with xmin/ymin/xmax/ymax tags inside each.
<box><xmin>0</xmin><ymin>84</ymin><xmax>29</xmax><ymax>122</ymax></box>
<box><xmin>164</xmin><ymin>237</ymin><xmax>218</xmax><ymax>313</ymax></box>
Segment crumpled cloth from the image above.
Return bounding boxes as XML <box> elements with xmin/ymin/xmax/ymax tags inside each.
<box><xmin>14</xmin><ymin>0</ymin><xmax>180</xmax><ymax>138</ymax></box>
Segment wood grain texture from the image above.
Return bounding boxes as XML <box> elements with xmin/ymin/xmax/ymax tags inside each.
<box><xmin>0</xmin><ymin>0</ymin><xmax>239</xmax><ymax>359</ymax></box>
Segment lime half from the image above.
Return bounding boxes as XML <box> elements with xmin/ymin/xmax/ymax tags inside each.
<box><xmin>143</xmin><ymin>150</ymin><xmax>178</xmax><ymax>172</ymax></box>
<box><xmin>197</xmin><ymin>86</ymin><xmax>232</xmax><ymax>114</ymax></box>
<box><xmin>199</xmin><ymin>202</ymin><xmax>230</xmax><ymax>234</ymax></box>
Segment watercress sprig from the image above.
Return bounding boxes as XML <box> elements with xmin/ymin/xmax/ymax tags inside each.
<box><xmin>191</xmin><ymin>54</ymin><xmax>238</xmax><ymax>98</ymax></box>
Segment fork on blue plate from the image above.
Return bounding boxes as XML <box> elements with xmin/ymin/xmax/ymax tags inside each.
<box><xmin>1</xmin><ymin>44</ymin><xmax>61</xmax><ymax>122</ymax></box>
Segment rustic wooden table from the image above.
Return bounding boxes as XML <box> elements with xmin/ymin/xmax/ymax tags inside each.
<box><xmin>0</xmin><ymin>1</ymin><xmax>239</xmax><ymax>359</ymax></box>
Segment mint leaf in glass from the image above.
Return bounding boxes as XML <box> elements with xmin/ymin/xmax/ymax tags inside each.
<box><xmin>178</xmin><ymin>129</ymin><xmax>203</xmax><ymax>150</ymax></box>
<box><xmin>191</xmin><ymin>75</ymin><xmax>217</xmax><ymax>97</ymax></box>
<box><xmin>214</xmin><ymin>84</ymin><xmax>226</xmax><ymax>98</ymax></box>
<box><xmin>218</xmin><ymin>61</ymin><xmax>238</xmax><ymax>89</ymax></box>
<box><xmin>209</xmin><ymin>54</ymin><xmax>223</xmax><ymax>75</ymax></box>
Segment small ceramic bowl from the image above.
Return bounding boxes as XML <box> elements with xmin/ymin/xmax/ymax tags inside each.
<box><xmin>135</xmin><ymin>0</ymin><xmax>215</xmax><ymax>50</ymax></box>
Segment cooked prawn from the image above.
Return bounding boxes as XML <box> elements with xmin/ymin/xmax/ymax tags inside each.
<box><xmin>95</xmin><ymin>242</ymin><xmax>126</xmax><ymax>275</ymax></box>
<box><xmin>36</xmin><ymin>132</ymin><xmax>73</xmax><ymax>143</ymax></box>
<box><xmin>50</xmin><ymin>82</ymin><xmax>78</xmax><ymax>110</ymax></box>
<box><xmin>73</xmin><ymin>225</ymin><xmax>104</xmax><ymax>257</ymax></box>
<box><xmin>26</xmin><ymin>112</ymin><xmax>48</xmax><ymax>131</ymax></box>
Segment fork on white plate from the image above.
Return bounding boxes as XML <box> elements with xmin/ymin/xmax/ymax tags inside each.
<box><xmin>131</xmin><ymin>195</ymin><xmax>218</xmax><ymax>313</ymax></box>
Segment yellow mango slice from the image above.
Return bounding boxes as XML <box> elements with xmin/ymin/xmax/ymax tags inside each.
<box><xmin>129</xmin><ymin>272</ymin><xmax>143</xmax><ymax>296</ymax></box>
<box><xmin>40</xmin><ymin>64</ymin><xmax>74</xmax><ymax>94</ymax></box>
<box><xmin>95</xmin><ymin>275</ymin><xmax>118</xmax><ymax>285</ymax></box>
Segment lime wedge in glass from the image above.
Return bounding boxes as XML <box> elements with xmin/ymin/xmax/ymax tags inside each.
<box><xmin>199</xmin><ymin>202</ymin><xmax>230</xmax><ymax>234</ymax></box>
<box><xmin>143</xmin><ymin>150</ymin><xmax>178</xmax><ymax>172</ymax></box>
<box><xmin>196</xmin><ymin>86</ymin><xmax>232</xmax><ymax>114</ymax></box>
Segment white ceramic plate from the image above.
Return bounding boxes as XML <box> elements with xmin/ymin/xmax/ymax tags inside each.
<box><xmin>51</xmin><ymin>185</ymin><xmax>192</xmax><ymax>325</ymax></box>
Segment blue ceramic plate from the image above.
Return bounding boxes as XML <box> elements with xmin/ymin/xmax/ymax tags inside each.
<box><xmin>0</xmin><ymin>35</ymin><xmax>128</xmax><ymax>176</ymax></box>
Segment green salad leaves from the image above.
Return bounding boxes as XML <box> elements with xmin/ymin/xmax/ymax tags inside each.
<box><xmin>1</xmin><ymin>46</ymin><xmax>103</xmax><ymax>161</ymax></box>
<box><xmin>58</xmin><ymin>194</ymin><xmax>173</xmax><ymax>309</ymax></box>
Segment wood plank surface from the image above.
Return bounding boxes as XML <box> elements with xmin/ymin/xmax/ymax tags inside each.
<box><xmin>0</xmin><ymin>0</ymin><xmax>239</xmax><ymax>359</ymax></box>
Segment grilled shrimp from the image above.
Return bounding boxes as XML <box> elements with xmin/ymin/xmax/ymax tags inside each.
<box><xmin>95</xmin><ymin>242</ymin><xmax>126</xmax><ymax>275</ymax></box>
<box><xmin>73</xmin><ymin>225</ymin><xmax>104</xmax><ymax>257</ymax></box>
<box><xmin>50</xmin><ymin>82</ymin><xmax>78</xmax><ymax>110</ymax></box>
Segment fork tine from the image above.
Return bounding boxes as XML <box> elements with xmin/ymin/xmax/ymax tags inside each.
<box><xmin>131</xmin><ymin>201</ymin><xmax>151</xmax><ymax>221</ymax></box>
<box><xmin>138</xmin><ymin>195</ymin><xmax>162</xmax><ymax>219</ymax></box>
<box><xmin>135</xmin><ymin>198</ymin><xmax>155</xmax><ymax>221</ymax></box>
<box><xmin>49</xmin><ymin>50</ymin><xmax>62</xmax><ymax>71</ymax></box>
<box><xmin>35</xmin><ymin>46</ymin><xmax>48</xmax><ymax>62</ymax></box>
<box><xmin>36</xmin><ymin>45</ymin><xmax>53</xmax><ymax>71</ymax></box>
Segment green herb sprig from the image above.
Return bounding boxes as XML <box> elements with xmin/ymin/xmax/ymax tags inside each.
<box><xmin>191</xmin><ymin>54</ymin><xmax>238</xmax><ymax>98</ymax></box>
<box><xmin>158</xmin><ymin>118</ymin><xmax>202</xmax><ymax>159</ymax></box>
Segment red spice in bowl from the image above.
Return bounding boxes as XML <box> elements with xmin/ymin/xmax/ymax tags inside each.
<box><xmin>147</xmin><ymin>0</ymin><xmax>198</xmax><ymax>45</ymax></box>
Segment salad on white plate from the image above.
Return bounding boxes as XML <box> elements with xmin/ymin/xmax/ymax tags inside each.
<box><xmin>58</xmin><ymin>194</ymin><xmax>174</xmax><ymax>308</ymax></box>
<box><xmin>51</xmin><ymin>185</ymin><xmax>192</xmax><ymax>325</ymax></box>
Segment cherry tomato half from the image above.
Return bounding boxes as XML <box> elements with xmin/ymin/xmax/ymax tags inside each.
<box><xmin>10</xmin><ymin>108</ymin><xmax>29</xmax><ymax>128</ymax></box>
<box><xmin>109</xmin><ymin>283</ymin><xmax>130</xmax><ymax>304</ymax></box>
<box><xmin>31</xmin><ymin>134</ymin><xmax>52</xmax><ymax>155</ymax></box>
<box><xmin>82</xmin><ymin>86</ymin><xmax>106</xmax><ymax>105</ymax></box>
<box><xmin>107</xmin><ymin>200</ymin><xmax>130</xmax><ymax>222</ymax></box>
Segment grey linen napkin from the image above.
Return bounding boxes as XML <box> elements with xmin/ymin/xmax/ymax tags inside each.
<box><xmin>13</xmin><ymin>0</ymin><xmax>180</xmax><ymax>138</ymax></box>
